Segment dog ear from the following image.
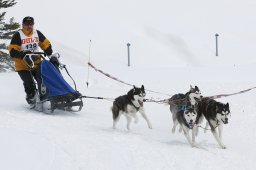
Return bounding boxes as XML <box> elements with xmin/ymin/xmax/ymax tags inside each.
<box><xmin>127</xmin><ymin>88</ymin><xmax>134</xmax><ymax>99</ymax></box>
<box><xmin>133</xmin><ymin>85</ymin><xmax>136</xmax><ymax>92</ymax></box>
<box><xmin>190</xmin><ymin>85</ymin><xmax>193</xmax><ymax>91</ymax></box>
<box><xmin>226</xmin><ymin>102</ymin><xmax>229</xmax><ymax>107</ymax></box>
<box><xmin>195</xmin><ymin>86</ymin><xmax>199</xmax><ymax>91</ymax></box>
<box><xmin>141</xmin><ymin>85</ymin><xmax>144</xmax><ymax>90</ymax></box>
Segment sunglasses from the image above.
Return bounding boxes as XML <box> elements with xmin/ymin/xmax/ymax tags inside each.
<box><xmin>23</xmin><ymin>22</ymin><xmax>34</xmax><ymax>26</ymax></box>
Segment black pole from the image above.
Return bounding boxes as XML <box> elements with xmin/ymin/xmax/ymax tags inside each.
<box><xmin>215</xmin><ymin>33</ymin><xmax>219</xmax><ymax>56</ymax></box>
<box><xmin>127</xmin><ymin>43</ymin><xmax>131</xmax><ymax>66</ymax></box>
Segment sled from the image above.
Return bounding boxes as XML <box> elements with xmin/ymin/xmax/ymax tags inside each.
<box><xmin>23</xmin><ymin>52</ymin><xmax>83</xmax><ymax>113</ymax></box>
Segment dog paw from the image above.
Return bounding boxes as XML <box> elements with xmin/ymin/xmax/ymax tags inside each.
<box><xmin>191</xmin><ymin>144</ymin><xmax>196</xmax><ymax>148</ymax></box>
<box><xmin>221</xmin><ymin>145</ymin><xmax>227</xmax><ymax>149</ymax></box>
<box><xmin>148</xmin><ymin>124</ymin><xmax>153</xmax><ymax>129</ymax></box>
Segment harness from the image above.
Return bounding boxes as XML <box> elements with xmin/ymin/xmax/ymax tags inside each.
<box><xmin>170</xmin><ymin>93</ymin><xmax>197</xmax><ymax>129</ymax></box>
<box><xmin>202</xmin><ymin>98</ymin><xmax>221</xmax><ymax>130</ymax></box>
<box><xmin>129</xmin><ymin>101</ymin><xmax>140</xmax><ymax>111</ymax></box>
<box><xmin>216</xmin><ymin>119</ymin><xmax>220</xmax><ymax>126</ymax></box>
<box><xmin>178</xmin><ymin>104</ymin><xmax>187</xmax><ymax>113</ymax></box>
<box><xmin>114</xmin><ymin>97</ymin><xmax>140</xmax><ymax>112</ymax></box>
<box><xmin>198</xmin><ymin>119</ymin><xmax>219</xmax><ymax>130</ymax></box>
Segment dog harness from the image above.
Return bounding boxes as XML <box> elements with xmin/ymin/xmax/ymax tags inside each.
<box><xmin>178</xmin><ymin>104</ymin><xmax>186</xmax><ymax>112</ymax></box>
<box><xmin>114</xmin><ymin>97</ymin><xmax>140</xmax><ymax>112</ymax></box>
<box><xmin>129</xmin><ymin>101</ymin><xmax>140</xmax><ymax>111</ymax></box>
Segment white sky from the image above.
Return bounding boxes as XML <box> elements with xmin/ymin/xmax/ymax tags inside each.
<box><xmin>4</xmin><ymin>0</ymin><xmax>256</xmax><ymax>67</ymax></box>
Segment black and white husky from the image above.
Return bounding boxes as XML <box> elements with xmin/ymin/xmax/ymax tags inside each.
<box><xmin>111</xmin><ymin>85</ymin><xmax>152</xmax><ymax>130</ymax></box>
<box><xmin>198</xmin><ymin>97</ymin><xmax>230</xmax><ymax>149</ymax></box>
<box><xmin>168</xmin><ymin>86</ymin><xmax>203</xmax><ymax>147</ymax></box>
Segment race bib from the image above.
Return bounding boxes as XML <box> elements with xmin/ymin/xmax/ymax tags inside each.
<box><xmin>19</xmin><ymin>30</ymin><xmax>39</xmax><ymax>52</ymax></box>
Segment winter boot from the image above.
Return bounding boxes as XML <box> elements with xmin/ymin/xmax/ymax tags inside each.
<box><xmin>26</xmin><ymin>92</ymin><xmax>37</xmax><ymax>107</ymax></box>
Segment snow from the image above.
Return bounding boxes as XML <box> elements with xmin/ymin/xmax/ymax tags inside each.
<box><xmin>1</xmin><ymin>0</ymin><xmax>256</xmax><ymax>169</ymax></box>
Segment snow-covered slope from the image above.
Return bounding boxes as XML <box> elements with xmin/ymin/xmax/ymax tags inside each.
<box><xmin>1</xmin><ymin>47</ymin><xmax>256</xmax><ymax>169</ymax></box>
<box><xmin>1</xmin><ymin>0</ymin><xmax>256</xmax><ymax>169</ymax></box>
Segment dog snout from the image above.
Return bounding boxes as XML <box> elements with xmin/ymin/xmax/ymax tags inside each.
<box><xmin>190</xmin><ymin>120</ymin><xmax>193</xmax><ymax>123</ymax></box>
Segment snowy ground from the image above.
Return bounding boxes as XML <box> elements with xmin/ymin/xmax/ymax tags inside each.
<box><xmin>1</xmin><ymin>52</ymin><xmax>256</xmax><ymax>170</ymax></box>
<box><xmin>1</xmin><ymin>0</ymin><xmax>256</xmax><ymax>169</ymax></box>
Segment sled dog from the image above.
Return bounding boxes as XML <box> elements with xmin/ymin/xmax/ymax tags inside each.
<box><xmin>111</xmin><ymin>85</ymin><xmax>152</xmax><ymax>130</ymax></box>
<box><xmin>198</xmin><ymin>97</ymin><xmax>230</xmax><ymax>149</ymax></box>
<box><xmin>169</xmin><ymin>85</ymin><xmax>203</xmax><ymax>147</ymax></box>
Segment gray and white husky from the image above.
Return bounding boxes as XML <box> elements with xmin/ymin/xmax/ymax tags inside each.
<box><xmin>168</xmin><ymin>85</ymin><xmax>203</xmax><ymax>147</ymax></box>
<box><xmin>111</xmin><ymin>85</ymin><xmax>152</xmax><ymax>130</ymax></box>
<box><xmin>197</xmin><ymin>97</ymin><xmax>230</xmax><ymax>149</ymax></box>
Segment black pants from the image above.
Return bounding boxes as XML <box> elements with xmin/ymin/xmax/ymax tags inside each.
<box><xmin>18</xmin><ymin>70</ymin><xmax>38</xmax><ymax>98</ymax></box>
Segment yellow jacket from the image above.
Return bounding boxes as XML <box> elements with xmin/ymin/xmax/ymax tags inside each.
<box><xmin>8</xmin><ymin>29</ymin><xmax>52</xmax><ymax>71</ymax></box>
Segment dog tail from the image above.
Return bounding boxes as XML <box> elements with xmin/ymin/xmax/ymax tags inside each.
<box><xmin>111</xmin><ymin>102</ymin><xmax>120</xmax><ymax>120</ymax></box>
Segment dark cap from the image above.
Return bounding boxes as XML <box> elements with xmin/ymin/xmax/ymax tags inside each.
<box><xmin>22</xmin><ymin>16</ymin><xmax>34</xmax><ymax>24</ymax></box>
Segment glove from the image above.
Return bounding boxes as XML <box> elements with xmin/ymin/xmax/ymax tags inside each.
<box><xmin>20</xmin><ymin>51</ymin><xmax>32</xmax><ymax>59</ymax></box>
<box><xmin>50</xmin><ymin>56</ymin><xmax>60</xmax><ymax>67</ymax></box>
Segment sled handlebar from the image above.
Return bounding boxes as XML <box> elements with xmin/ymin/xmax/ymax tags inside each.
<box><xmin>31</xmin><ymin>52</ymin><xmax>46</xmax><ymax>55</ymax></box>
<box><xmin>24</xmin><ymin>51</ymin><xmax>46</xmax><ymax>55</ymax></box>
<box><xmin>23</xmin><ymin>52</ymin><xmax>64</xmax><ymax>70</ymax></box>
<box><xmin>24</xmin><ymin>52</ymin><xmax>47</xmax><ymax>59</ymax></box>
<box><xmin>23</xmin><ymin>52</ymin><xmax>51</xmax><ymax>69</ymax></box>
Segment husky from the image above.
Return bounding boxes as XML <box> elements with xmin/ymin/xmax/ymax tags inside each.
<box><xmin>198</xmin><ymin>97</ymin><xmax>230</xmax><ymax>149</ymax></box>
<box><xmin>169</xmin><ymin>85</ymin><xmax>203</xmax><ymax>147</ymax></box>
<box><xmin>111</xmin><ymin>85</ymin><xmax>152</xmax><ymax>130</ymax></box>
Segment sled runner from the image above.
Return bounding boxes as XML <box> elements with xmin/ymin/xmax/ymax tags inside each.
<box><xmin>23</xmin><ymin>52</ymin><xmax>83</xmax><ymax>113</ymax></box>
